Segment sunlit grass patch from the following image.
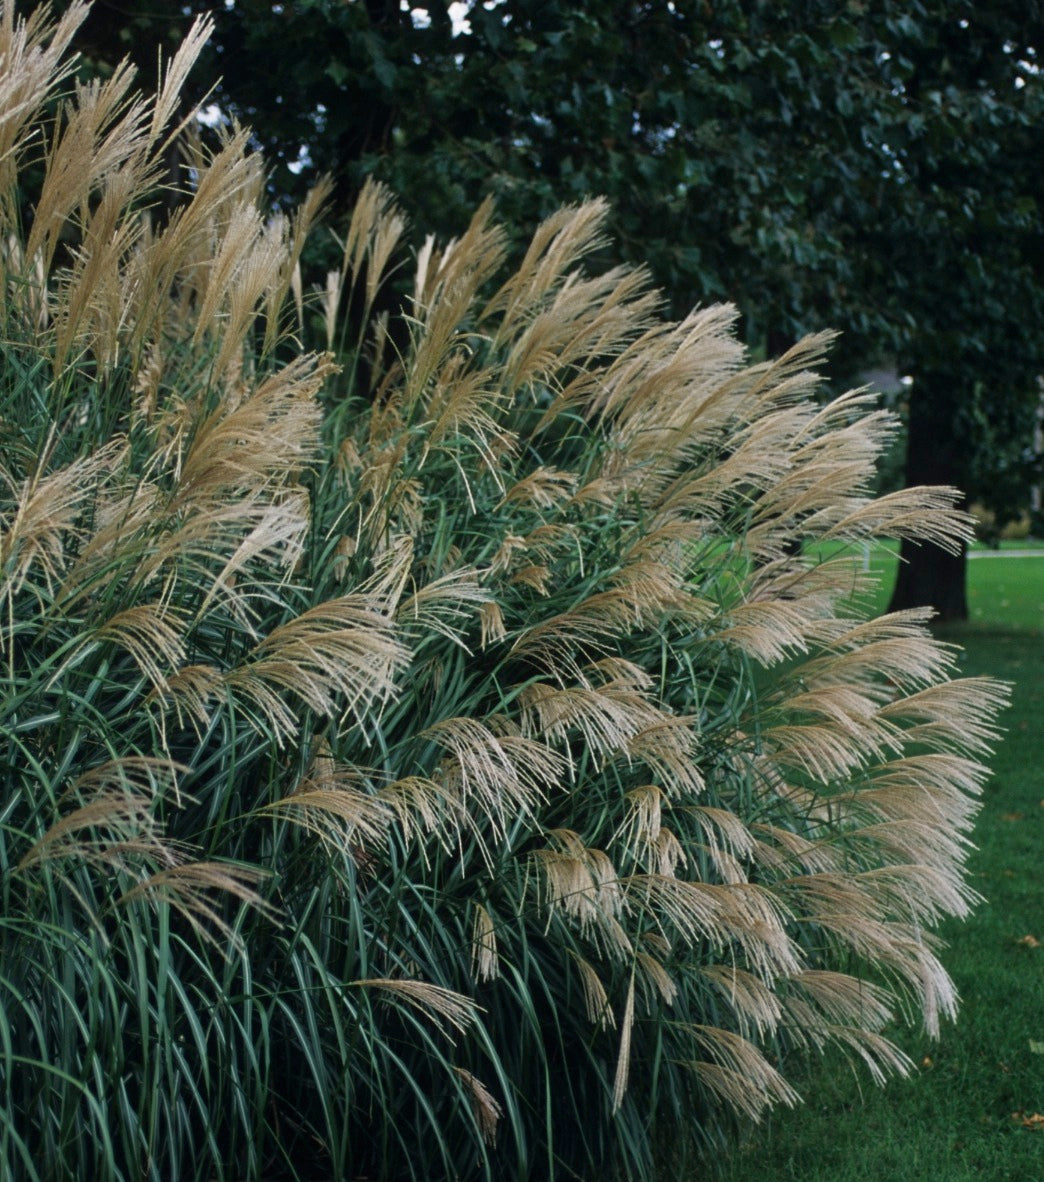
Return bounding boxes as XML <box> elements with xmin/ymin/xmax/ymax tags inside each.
<box><xmin>966</xmin><ymin>554</ymin><xmax>1044</xmax><ymax>633</ymax></box>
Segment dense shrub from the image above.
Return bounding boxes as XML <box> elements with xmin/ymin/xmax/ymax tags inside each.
<box><xmin>0</xmin><ymin>7</ymin><xmax>1007</xmax><ymax>1179</ymax></box>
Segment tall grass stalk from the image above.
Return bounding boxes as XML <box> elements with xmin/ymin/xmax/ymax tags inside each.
<box><xmin>0</xmin><ymin>6</ymin><xmax>1008</xmax><ymax>1179</ymax></box>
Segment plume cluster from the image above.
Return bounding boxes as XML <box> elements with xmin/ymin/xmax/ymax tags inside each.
<box><xmin>0</xmin><ymin>6</ymin><xmax>1007</xmax><ymax>1181</ymax></box>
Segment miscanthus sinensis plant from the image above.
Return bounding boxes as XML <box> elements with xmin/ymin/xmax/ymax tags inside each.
<box><xmin>0</xmin><ymin>6</ymin><xmax>1008</xmax><ymax>1180</ymax></box>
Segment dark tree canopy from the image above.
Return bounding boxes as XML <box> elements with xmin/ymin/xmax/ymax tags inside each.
<box><xmin>61</xmin><ymin>0</ymin><xmax>1044</xmax><ymax>617</ymax></box>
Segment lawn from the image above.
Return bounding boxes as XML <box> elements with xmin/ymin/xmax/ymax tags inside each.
<box><xmin>717</xmin><ymin>548</ymin><xmax>1044</xmax><ymax>1181</ymax></box>
<box><xmin>967</xmin><ymin>552</ymin><xmax>1044</xmax><ymax>631</ymax></box>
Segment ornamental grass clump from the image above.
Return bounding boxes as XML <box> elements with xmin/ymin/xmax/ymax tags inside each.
<box><xmin>0</xmin><ymin>6</ymin><xmax>1008</xmax><ymax>1180</ymax></box>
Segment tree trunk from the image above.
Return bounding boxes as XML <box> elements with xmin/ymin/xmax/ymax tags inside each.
<box><xmin>889</xmin><ymin>534</ymin><xmax>968</xmax><ymax>620</ymax></box>
<box><xmin>887</xmin><ymin>372</ymin><xmax>969</xmax><ymax>621</ymax></box>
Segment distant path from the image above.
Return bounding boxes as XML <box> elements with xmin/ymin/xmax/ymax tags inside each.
<box><xmin>968</xmin><ymin>549</ymin><xmax>1044</xmax><ymax>559</ymax></box>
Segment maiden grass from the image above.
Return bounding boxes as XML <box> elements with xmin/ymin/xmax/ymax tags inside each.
<box><xmin>0</xmin><ymin>6</ymin><xmax>1012</xmax><ymax>1179</ymax></box>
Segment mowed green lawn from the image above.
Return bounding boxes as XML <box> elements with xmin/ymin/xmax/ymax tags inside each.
<box><xmin>968</xmin><ymin>551</ymin><xmax>1044</xmax><ymax>632</ymax></box>
<box><xmin>717</xmin><ymin>546</ymin><xmax>1044</xmax><ymax>1182</ymax></box>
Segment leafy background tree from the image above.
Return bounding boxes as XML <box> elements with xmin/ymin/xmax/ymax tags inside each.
<box><xmin>63</xmin><ymin>0</ymin><xmax>1044</xmax><ymax>618</ymax></box>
